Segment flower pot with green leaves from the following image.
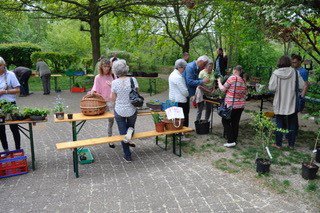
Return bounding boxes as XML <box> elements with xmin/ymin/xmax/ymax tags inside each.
<box><xmin>53</xmin><ymin>96</ymin><xmax>67</xmax><ymax>120</ymax></box>
<box><xmin>151</xmin><ymin>112</ymin><xmax>165</xmax><ymax>132</ymax></box>
<box><xmin>251</xmin><ymin>113</ymin><xmax>287</xmax><ymax>174</ymax></box>
<box><xmin>10</xmin><ymin>106</ymin><xmax>27</xmax><ymax>120</ymax></box>
<box><xmin>0</xmin><ymin>100</ymin><xmax>16</xmax><ymax>121</ymax></box>
<box><xmin>23</xmin><ymin>107</ymin><xmax>50</xmax><ymax>121</ymax></box>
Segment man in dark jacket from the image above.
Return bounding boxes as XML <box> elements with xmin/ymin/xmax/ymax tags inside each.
<box><xmin>214</xmin><ymin>48</ymin><xmax>228</xmax><ymax>77</ymax></box>
<box><xmin>13</xmin><ymin>66</ymin><xmax>32</xmax><ymax>97</ymax></box>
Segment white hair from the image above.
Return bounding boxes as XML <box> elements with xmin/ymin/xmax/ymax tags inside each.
<box><xmin>0</xmin><ymin>57</ymin><xmax>6</xmax><ymax>65</ymax></box>
<box><xmin>206</xmin><ymin>60</ymin><xmax>213</xmax><ymax>67</ymax></box>
<box><xmin>112</xmin><ymin>59</ymin><xmax>129</xmax><ymax>77</ymax></box>
<box><xmin>174</xmin><ymin>59</ymin><xmax>187</xmax><ymax>69</ymax></box>
<box><xmin>196</xmin><ymin>55</ymin><xmax>209</xmax><ymax>63</ymax></box>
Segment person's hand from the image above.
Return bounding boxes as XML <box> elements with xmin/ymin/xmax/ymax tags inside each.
<box><xmin>203</xmin><ymin>78</ymin><xmax>210</xmax><ymax>83</ymax></box>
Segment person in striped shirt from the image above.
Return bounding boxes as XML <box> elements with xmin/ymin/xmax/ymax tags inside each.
<box><xmin>217</xmin><ymin>65</ymin><xmax>247</xmax><ymax>148</ymax></box>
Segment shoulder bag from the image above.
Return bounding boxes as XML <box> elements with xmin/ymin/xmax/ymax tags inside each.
<box><xmin>129</xmin><ymin>77</ymin><xmax>144</xmax><ymax>107</ymax></box>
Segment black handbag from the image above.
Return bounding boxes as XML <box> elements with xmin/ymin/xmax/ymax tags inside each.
<box><xmin>295</xmin><ymin>69</ymin><xmax>305</xmax><ymax>112</ymax></box>
<box><xmin>129</xmin><ymin>77</ymin><xmax>144</xmax><ymax>107</ymax></box>
<box><xmin>217</xmin><ymin>77</ymin><xmax>237</xmax><ymax>120</ymax></box>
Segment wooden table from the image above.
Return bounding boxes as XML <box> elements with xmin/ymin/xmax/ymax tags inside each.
<box><xmin>0</xmin><ymin>119</ymin><xmax>47</xmax><ymax>170</ymax></box>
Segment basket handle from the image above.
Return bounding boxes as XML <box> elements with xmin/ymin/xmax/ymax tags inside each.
<box><xmin>172</xmin><ymin>118</ymin><xmax>181</xmax><ymax>128</ymax></box>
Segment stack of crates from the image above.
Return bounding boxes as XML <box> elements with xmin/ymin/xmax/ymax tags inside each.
<box><xmin>0</xmin><ymin>149</ymin><xmax>28</xmax><ymax>179</ymax></box>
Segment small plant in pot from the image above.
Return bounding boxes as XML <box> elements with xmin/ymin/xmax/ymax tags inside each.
<box><xmin>251</xmin><ymin>113</ymin><xmax>287</xmax><ymax>174</ymax></box>
<box><xmin>23</xmin><ymin>107</ymin><xmax>50</xmax><ymax>121</ymax></box>
<box><xmin>1</xmin><ymin>101</ymin><xmax>16</xmax><ymax>121</ymax></box>
<box><xmin>53</xmin><ymin>96</ymin><xmax>67</xmax><ymax>120</ymax></box>
<box><xmin>151</xmin><ymin>112</ymin><xmax>165</xmax><ymax>132</ymax></box>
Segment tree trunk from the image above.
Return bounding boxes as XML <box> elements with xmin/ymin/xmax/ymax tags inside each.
<box><xmin>182</xmin><ymin>41</ymin><xmax>190</xmax><ymax>53</ymax></box>
<box><xmin>89</xmin><ymin>17</ymin><xmax>101</xmax><ymax>69</ymax></box>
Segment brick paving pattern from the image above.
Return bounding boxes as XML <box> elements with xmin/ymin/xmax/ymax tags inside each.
<box><xmin>0</xmin><ymin>90</ymin><xmax>316</xmax><ymax>212</ymax></box>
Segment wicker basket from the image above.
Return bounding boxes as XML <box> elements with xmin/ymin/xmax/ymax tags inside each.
<box><xmin>80</xmin><ymin>93</ymin><xmax>107</xmax><ymax>116</ymax></box>
<box><xmin>163</xmin><ymin>119</ymin><xmax>184</xmax><ymax>131</ymax></box>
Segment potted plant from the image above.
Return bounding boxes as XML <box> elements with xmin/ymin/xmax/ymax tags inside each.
<box><xmin>71</xmin><ymin>82</ymin><xmax>86</xmax><ymax>93</ymax></box>
<box><xmin>10</xmin><ymin>106</ymin><xmax>27</xmax><ymax>120</ymax></box>
<box><xmin>151</xmin><ymin>112</ymin><xmax>165</xmax><ymax>132</ymax></box>
<box><xmin>251</xmin><ymin>113</ymin><xmax>287</xmax><ymax>174</ymax></box>
<box><xmin>146</xmin><ymin>100</ymin><xmax>162</xmax><ymax>111</ymax></box>
<box><xmin>1</xmin><ymin>101</ymin><xmax>16</xmax><ymax>121</ymax></box>
<box><xmin>53</xmin><ymin>96</ymin><xmax>67</xmax><ymax>120</ymax></box>
<box><xmin>23</xmin><ymin>107</ymin><xmax>50</xmax><ymax>121</ymax></box>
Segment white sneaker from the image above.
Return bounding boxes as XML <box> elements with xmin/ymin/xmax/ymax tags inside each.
<box><xmin>125</xmin><ymin>127</ymin><xmax>134</xmax><ymax>142</ymax></box>
<box><xmin>223</xmin><ymin>142</ymin><xmax>236</xmax><ymax>148</ymax></box>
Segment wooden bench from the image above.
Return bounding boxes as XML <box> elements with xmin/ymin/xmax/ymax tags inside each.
<box><xmin>56</xmin><ymin>127</ymin><xmax>193</xmax><ymax>178</ymax></box>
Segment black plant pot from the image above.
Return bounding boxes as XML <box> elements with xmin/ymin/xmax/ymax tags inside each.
<box><xmin>256</xmin><ymin>158</ymin><xmax>271</xmax><ymax>174</ymax></box>
<box><xmin>0</xmin><ymin>116</ymin><xmax>5</xmax><ymax>123</ymax></box>
<box><xmin>301</xmin><ymin>162</ymin><xmax>319</xmax><ymax>180</ymax></box>
<box><xmin>194</xmin><ymin>120</ymin><xmax>210</xmax><ymax>135</ymax></box>
<box><xmin>67</xmin><ymin>113</ymin><xmax>73</xmax><ymax>119</ymax></box>
<box><xmin>316</xmin><ymin>148</ymin><xmax>320</xmax><ymax>163</ymax></box>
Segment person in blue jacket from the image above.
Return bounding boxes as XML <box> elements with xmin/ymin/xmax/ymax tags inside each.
<box><xmin>183</xmin><ymin>55</ymin><xmax>210</xmax><ymax>127</ymax></box>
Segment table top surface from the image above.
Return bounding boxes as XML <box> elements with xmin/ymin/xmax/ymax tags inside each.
<box><xmin>54</xmin><ymin>111</ymin><xmax>165</xmax><ymax>123</ymax></box>
<box><xmin>0</xmin><ymin>118</ymin><xmax>47</xmax><ymax>125</ymax></box>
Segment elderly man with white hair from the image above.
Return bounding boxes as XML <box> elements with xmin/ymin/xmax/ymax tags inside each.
<box><xmin>182</xmin><ymin>55</ymin><xmax>210</xmax><ymax>127</ymax></box>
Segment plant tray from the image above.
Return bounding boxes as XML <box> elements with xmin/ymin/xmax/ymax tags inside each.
<box><xmin>77</xmin><ymin>148</ymin><xmax>94</xmax><ymax>164</ymax></box>
<box><xmin>0</xmin><ymin>149</ymin><xmax>28</xmax><ymax>179</ymax></box>
<box><xmin>71</xmin><ymin>87</ymin><xmax>86</xmax><ymax>93</ymax></box>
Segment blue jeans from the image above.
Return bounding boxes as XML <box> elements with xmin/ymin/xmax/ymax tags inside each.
<box><xmin>114</xmin><ymin>111</ymin><xmax>137</xmax><ymax>157</ymax></box>
<box><xmin>275</xmin><ymin>113</ymin><xmax>298</xmax><ymax>147</ymax></box>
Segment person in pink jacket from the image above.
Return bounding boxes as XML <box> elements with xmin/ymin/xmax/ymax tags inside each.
<box><xmin>91</xmin><ymin>58</ymin><xmax>116</xmax><ymax>148</ymax></box>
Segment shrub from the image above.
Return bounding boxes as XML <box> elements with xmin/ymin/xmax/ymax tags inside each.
<box><xmin>0</xmin><ymin>42</ymin><xmax>41</xmax><ymax>68</ymax></box>
<box><xmin>31</xmin><ymin>51</ymin><xmax>78</xmax><ymax>73</ymax></box>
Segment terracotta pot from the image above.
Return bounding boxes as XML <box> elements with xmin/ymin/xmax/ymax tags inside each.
<box><xmin>155</xmin><ymin>122</ymin><xmax>165</xmax><ymax>132</ymax></box>
<box><xmin>55</xmin><ymin>112</ymin><xmax>65</xmax><ymax>120</ymax></box>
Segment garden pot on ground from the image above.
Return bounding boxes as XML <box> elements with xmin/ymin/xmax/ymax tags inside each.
<box><xmin>71</xmin><ymin>87</ymin><xmax>86</xmax><ymax>93</ymax></box>
<box><xmin>194</xmin><ymin>120</ymin><xmax>210</xmax><ymax>135</ymax></box>
<box><xmin>155</xmin><ymin>122</ymin><xmax>165</xmax><ymax>132</ymax></box>
<box><xmin>55</xmin><ymin>112</ymin><xmax>65</xmax><ymax>120</ymax></box>
<box><xmin>301</xmin><ymin>162</ymin><xmax>319</xmax><ymax>180</ymax></box>
<box><xmin>316</xmin><ymin>147</ymin><xmax>320</xmax><ymax>163</ymax></box>
<box><xmin>256</xmin><ymin>158</ymin><xmax>271</xmax><ymax>174</ymax></box>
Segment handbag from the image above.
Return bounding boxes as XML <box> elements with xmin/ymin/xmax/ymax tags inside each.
<box><xmin>217</xmin><ymin>77</ymin><xmax>237</xmax><ymax>120</ymax></box>
<box><xmin>295</xmin><ymin>70</ymin><xmax>304</xmax><ymax>112</ymax></box>
<box><xmin>129</xmin><ymin>78</ymin><xmax>144</xmax><ymax>107</ymax></box>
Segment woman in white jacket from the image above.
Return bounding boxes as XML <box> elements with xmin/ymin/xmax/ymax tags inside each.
<box><xmin>168</xmin><ymin>59</ymin><xmax>189</xmax><ymax>127</ymax></box>
<box><xmin>268</xmin><ymin>55</ymin><xmax>304</xmax><ymax>149</ymax></box>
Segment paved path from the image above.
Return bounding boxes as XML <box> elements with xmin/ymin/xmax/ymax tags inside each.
<box><xmin>0</xmin><ymin>90</ymin><xmax>315</xmax><ymax>212</ymax></box>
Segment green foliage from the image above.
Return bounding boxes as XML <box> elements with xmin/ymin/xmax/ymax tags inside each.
<box><xmin>305</xmin><ymin>182</ymin><xmax>318</xmax><ymax>192</ymax></box>
<box><xmin>0</xmin><ymin>42</ymin><xmax>41</xmax><ymax>67</ymax></box>
<box><xmin>23</xmin><ymin>107</ymin><xmax>50</xmax><ymax>117</ymax></box>
<box><xmin>151</xmin><ymin>112</ymin><xmax>163</xmax><ymax>124</ymax></box>
<box><xmin>53</xmin><ymin>96</ymin><xmax>66</xmax><ymax>113</ymax></box>
<box><xmin>31</xmin><ymin>51</ymin><xmax>78</xmax><ymax>72</ymax></box>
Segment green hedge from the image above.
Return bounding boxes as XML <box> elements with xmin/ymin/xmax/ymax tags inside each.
<box><xmin>0</xmin><ymin>42</ymin><xmax>41</xmax><ymax>68</ymax></box>
<box><xmin>31</xmin><ymin>51</ymin><xmax>78</xmax><ymax>73</ymax></box>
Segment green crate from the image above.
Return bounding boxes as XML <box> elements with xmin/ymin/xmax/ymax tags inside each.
<box><xmin>77</xmin><ymin>148</ymin><xmax>94</xmax><ymax>164</ymax></box>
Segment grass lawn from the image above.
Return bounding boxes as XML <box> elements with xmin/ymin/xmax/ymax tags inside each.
<box><xmin>29</xmin><ymin>75</ymin><xmax>168</xmax><ymax>94</ymax></box>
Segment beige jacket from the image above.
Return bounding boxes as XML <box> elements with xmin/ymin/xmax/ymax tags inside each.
<box><xmin>268</xmin><ymin>67</ymin><xmax>304</xmax><ymax>115</ymax></box>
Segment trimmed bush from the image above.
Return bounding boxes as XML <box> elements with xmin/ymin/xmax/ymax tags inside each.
<box><xmin>0</xmin><ymin>43</ymin><xmax>41</xmax><ymax>68</ymax></box>
<box><xmin>31</xmin><ymin>52</ymin><xmax>78</xmax><ymax>73</ymax></box>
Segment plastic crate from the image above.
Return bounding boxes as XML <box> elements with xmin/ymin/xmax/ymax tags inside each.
<box><xmin>0</xmin><ymin>149</ymin><xmax>28</xmax><ymax>179</ymax></box>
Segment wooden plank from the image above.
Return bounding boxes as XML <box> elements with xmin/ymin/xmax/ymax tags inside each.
<box><xmin>0</xmin><ymin>119</ymin><xmax>47</xmax><ymax>125</ymax></box>
<box><xmin>54</xmin><ymin>111</ymin><xmax>165</xmax><ymax>123</ymax></box>
<box><xmin>56</xmin><ymin>127</ymin><xmax>193</xmax><ymax>150</ymax></box>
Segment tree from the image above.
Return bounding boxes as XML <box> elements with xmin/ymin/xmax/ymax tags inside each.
<box><xmin>0</xmin><ymin>0</ymin><xmax>175</xmax><ymax>66</ymax></box>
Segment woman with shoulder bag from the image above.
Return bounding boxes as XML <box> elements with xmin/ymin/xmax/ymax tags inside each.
<box><xmin>217</xmin><ymin>65</ymin><xmax>247</xmax><ymax>148</ymax></box>
<box><xmin>111</xmin><ymin>59</ymin><xmax>139</xmax><ymax>162</ymax></box>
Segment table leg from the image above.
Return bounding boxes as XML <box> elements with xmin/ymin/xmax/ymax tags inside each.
<box><xmin>72</xmin><ymin>121</ymin><xmax>79</xmax><ymax>178</ymax></box>
<box><xmin>260</xmin><ymin>98</ymin><xmax>263</xmax><ymax>113</ymax></box>
<box><xmin>210</xmin><ymin>104</ymin><xmax>214</xmax><ymax>133</ymax></box>
<box><xmin>28</xmin><ymin>123</ymin><xmax>36</xmax><ymax>171</ymax></box>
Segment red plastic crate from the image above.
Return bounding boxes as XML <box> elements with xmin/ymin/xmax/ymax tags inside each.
<box><xmin>0</xmin><ymin>149</ymin><xmax>28</xmax><ymax>178</ymax></box>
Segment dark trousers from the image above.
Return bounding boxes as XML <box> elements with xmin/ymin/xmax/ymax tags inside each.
<box><xmin>19</xmin><ymin>71</ymin><xmax>31</xmax><ymax>95</ymax></box>
<box><xmin>222</xmin><ymin>108</ymin><xmax>244</xmax><ymax>143</ymax></box>
<box><xmin>114</xmin><ymin>111</ymin><xmax>137</xmax><ymax>158</ymax></box>
<box><xmin>41</xmin><ymin>74</ymin><xmax>51</xmax><ymax>94</ymax></box>
<box><xmin>275</xmin><ymin>113</ymin><xmax>298</xmax><ymax>147</ymax></box>
<box><xmin>196</xmin><ymin>101</ymin><xmax>212</xmax><ymax>121</ymax></box>
<box><xmin>0</xmin><ymin>102</ymin><xmax>21</xmax><ymax>150</ymax></box>
<box><xmin>178</xmin><ymin>97</ymin><xmax>190</xmax><ymax>127</ymax></box>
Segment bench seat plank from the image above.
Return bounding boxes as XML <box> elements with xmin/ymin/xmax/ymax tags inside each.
<box><xmin>56</xmin><ymin>127</ymin><xmax>193</xmax><ymax>150</ymax></box>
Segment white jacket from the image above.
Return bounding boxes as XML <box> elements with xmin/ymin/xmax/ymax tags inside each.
<box><xmin>169</xmin><ymin>69</ymin><xmax>189</xmax><ymax>103</ymax></box>
<box><xmin>268</xmin><ymin>67</ymin><xmax>304</xmax><ymax>115</ymax></box>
